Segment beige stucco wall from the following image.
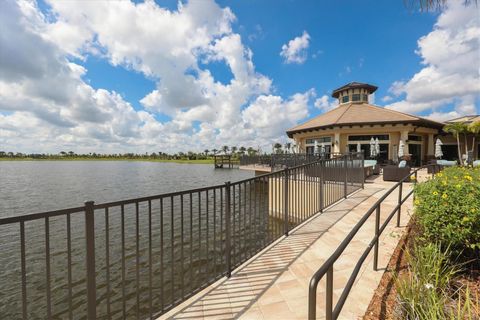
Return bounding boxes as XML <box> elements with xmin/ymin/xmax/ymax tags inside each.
<box><xmin>292</xmin><ymin>124</ymin><xmax>441</xmax><ymax>162</ymax></box>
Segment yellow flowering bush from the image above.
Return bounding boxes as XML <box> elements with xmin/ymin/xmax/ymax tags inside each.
<box><xmin>414</xmin><ymin>166</ymin><xmax>480</xmax><ymax>252</ymax></box>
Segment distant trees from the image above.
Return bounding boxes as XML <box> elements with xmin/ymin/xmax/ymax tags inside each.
<box><xmin>0</xmin><ymin>145</ymin><xmax>275</xmax><ymax>161</ymax></box>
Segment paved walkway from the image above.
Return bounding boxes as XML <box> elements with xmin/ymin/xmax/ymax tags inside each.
<box><xmin>159</xmin><ymin>174</ymin><xmax>422</xmax><ymax>320</ymax></box>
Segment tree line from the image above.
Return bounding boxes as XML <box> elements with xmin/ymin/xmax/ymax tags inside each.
<box><xmin>0</xmin><ymin>145</ymin><xmax>266</xmax><ymax>160</ymax></box>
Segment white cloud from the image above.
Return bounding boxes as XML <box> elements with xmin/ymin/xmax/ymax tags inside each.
<box><xmin>0</xmin><ymin>0</ymin><xmax>310</xmax><ymax>154</ymax></box>
<box><xmin>385</xmin><ymin>1</ymin><xmax>480</xmax><ymax>119</ymax></box>
<box><xmin>280</xmin><ymin>31</ymin><xmax>310</xmax><ymax>64</ymax></box>
<box><xmin>314</xmin><ymin>95</ymin><xmax>337</xmax><ymax>112</ymax></box>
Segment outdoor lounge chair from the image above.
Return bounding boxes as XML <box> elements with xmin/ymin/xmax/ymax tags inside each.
<box><xmin>383</xmin><ymin>162</ymin><xmax>411</xmax><ymax>182</ymax></box>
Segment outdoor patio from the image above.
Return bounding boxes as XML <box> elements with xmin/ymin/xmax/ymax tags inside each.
<box><xmin>159</xmin><ymin>171</ymin><xmax>429</xmax><ymax>319</ymax></box>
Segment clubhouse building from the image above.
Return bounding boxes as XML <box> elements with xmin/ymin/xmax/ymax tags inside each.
<box><xmin>287</xmin><ymin>82</ymin><xmax>479</xmax><ymax>166</ymax></box>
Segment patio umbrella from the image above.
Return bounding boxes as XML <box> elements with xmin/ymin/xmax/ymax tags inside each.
<box><xmin>370</xmin><ymin>137</ymin><xmax>376</xmax><ymax>158</ymax></box>
<box><xmin>356</xmin><ymin>142</ymin><xmax>361</xmax><ymax>153</ymax></box>
<box><xmin>435</xmin><ymin>138</ymin><xmax>443</xmax><ymax>159</ymax></box>
<box><xmin>398</xmin><ymin>140</ymin><xmax>405</xmax><ymax>159</ymax></box>
<box><xmin>320</xmin><ymin>143</ymin><xmax>326</xmax><ymax>154</ymax></box>
<box><xmin>375</xmin><ymin>138</ymin><xmax>380</xmax><ymax>157</ymax></box>
<box><xmin>314</xmin><ymin>140</ymin><xmax>318</xmax><ymax>154</ymax></box>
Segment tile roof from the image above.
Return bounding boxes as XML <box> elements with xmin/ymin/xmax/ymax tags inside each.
<box><xmin>286</xmin><ymin>103</ymin><xmax>444</xmax><ymax>137</ymax></box>
<box><xmin>444</xmin><ymin>115</ymin><xmax>480</xmax><ymax>123</ymax></box>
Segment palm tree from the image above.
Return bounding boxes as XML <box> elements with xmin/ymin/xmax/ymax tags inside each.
<box><xmin>231</xmin><ymin>146</ymin><xmax>237</xmax><ymax>156</ymax></box>
<box><xmin>204</xmin><ymin>149</ymin><xmax>209</xmax><ymax>156</ymax></box>
<box><xmin>239</xmin><ymin>146</ymin><xmax>246</xmax><ymax>155</ymax></box>
<box><xmin>404</xmin><ymin>0</ymin><xmax>476</xmax><ymax>12</ymax></box>
<box><xmin>444</xmin><ymin>122</ymin><xmax>468</xmax><ymax>165</ymax></box>
<box><xmin>212</xmin><ymin>148</ymin><xmax>218</xmax><ymax>155</ymax></box>
<box><xmin>222</xmin><ymin>145</ymin><xmax>229</xmax><ymax>154</ymax></box>
<box><xmin>246</xmin><ymin>147</ymin><xmax>254</xmax><ymax>156</ymax></box>
<box><xmin>469</xmin><ymin>120</ymin><xmax>480</xmax><ymax>156</ymax></box>
<box><xmin>273</xmin><ymin>143</ymin><xmax>282</xmax><ymax>154</ymax></box>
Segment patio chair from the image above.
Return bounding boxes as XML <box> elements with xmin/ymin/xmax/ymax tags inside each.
<box><xmin>383</xmin><ymin>161</ymin><xmax>411</xmax><ymax>182</ymax></box>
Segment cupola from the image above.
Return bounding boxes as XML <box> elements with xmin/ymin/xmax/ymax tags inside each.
<box><xmin>331</xmin><ymin>82</ymin><xmax>378</xmax><ymax>105</ymax></box>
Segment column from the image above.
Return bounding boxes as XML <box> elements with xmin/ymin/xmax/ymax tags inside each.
<box><xmin>400</xmin><ymin>130</ymin><xmax>409</xmax><ymax>158</ymax></box>
<box><xmin>427</xmin><ymin>133</ymin><xmax>434</xmax><ymax>156</ymax></box>
<box><xmin>333</xmin><ymin>132</ymin><xmax>340</xmax><ymax>154</ymax></box>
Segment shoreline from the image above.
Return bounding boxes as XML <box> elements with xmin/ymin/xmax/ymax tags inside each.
<box><xmin>0</xmin><ymin>158</ymin><xmax>215</xmax><ymax>164</ymax></box>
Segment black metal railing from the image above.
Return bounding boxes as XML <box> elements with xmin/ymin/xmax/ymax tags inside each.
<box><xmin>0</xmin><ymin>154</ymin><xmax>364</xmax><ymax>319</ymax></box>
<box><xmin>239</xmin><ymin>152</ymin><xmax>345</xmax><ymax>170</ymax></box>
<box><xmin>308</xmin><ymin>165</ymin><xmax>433</xmax><ymax>320</ymax></box>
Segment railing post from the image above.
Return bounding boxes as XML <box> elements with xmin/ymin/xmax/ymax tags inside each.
<box><xmin>319</xmin><ymin>160</ymin><xmax>324</xmax><ymax>213</ymax></box>
<box><xmin>344</xmin><ymin>155</ymin><xmax>348</xmax><ymax>199</ymax></box>
<box><xmin>397</xmin><ymin>182</ymin><xmax>403</xmax><ymax>227</ymax></box>
<box><xmin>84</xmin><ymin>201</ymin><xmax>96</xmax><ymax>320</ymax></box>
<box><xmin>413</xmin><ymin>170</ymin><xmax>418</xmax><ymax>202</ymax></box>
<box><xmin>225</xmin><ymin>181</ymin><xmax>232</xmax><ymax>277</ymax></box>
<box><xmin>284</xmin><ymin>168</ymin><xmax>289</xmax><ymax>236</ymax></box>
<box><xmin>373</xmin><ymin>204</ymin><xmax>380</xmax><ymax>271</ymax></box>
<box><xmin>326</xmin><ymin>266</ymin><xmax>333</xmax><ymax>320</ymax></box>
<box><xmin>361</xmin><ymin>153</ymin><xmax>365</xmax><ymax>189</ymax></box>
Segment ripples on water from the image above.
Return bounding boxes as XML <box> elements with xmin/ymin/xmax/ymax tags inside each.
<box><xmin>1</xmin><ymin>161</ymin><xmax>266</xmax><ymax>319</ymax></box>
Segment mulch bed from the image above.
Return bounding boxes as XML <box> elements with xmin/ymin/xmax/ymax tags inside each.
<box><xmin>362</xmin><ymin>220</ymin><xmax>480</xmax><ymax>320</ymax></box>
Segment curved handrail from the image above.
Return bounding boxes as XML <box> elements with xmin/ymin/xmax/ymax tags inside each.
<box><xmin>308</xmin><ymin>165</ymin><xmax>433</xmax><ymax>320</ymax></box>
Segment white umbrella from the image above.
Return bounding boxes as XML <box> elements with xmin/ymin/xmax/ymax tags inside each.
<box><xmin>375</xmin><ymin>138</ymin><xmax>380</xmax><ymax>157</ymax></box>
<box><xmin>435</xmin><ymin>138</ymin><xmax>443</xmax><ymax>159</ymax></box>
<box><xmin>320</xmin><ymin>143</ymin><xmax>326</xmax><ymax>154</ymax></box>
<box><xmin>398</xmin><ymin>140</ymin><xmax>405</xmax><ymax>159</ymax></box>
<box><xmin>314</xmin><ymin>140</ymin><xmax>318</xmax><ymax>154</ymax></box>
<box><xmin>357</xmin><ymin>142</ymin><xmax>361</xmax><ymax>153</ymax></box>
<box><xmin>370</xmin><ymin>137</ymin><xmax>376</xmax><ymax>158</ymax></box>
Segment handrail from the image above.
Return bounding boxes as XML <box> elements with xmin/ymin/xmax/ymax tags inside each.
<box><xmin>308</xmin><ymin>165</ymin><xmax>433</xmax><ymax>320</ymax></box>
<box><xmin>1</xmin><ymin>153</ymin><xmax>365</xmax><ymax>319</ymax></box>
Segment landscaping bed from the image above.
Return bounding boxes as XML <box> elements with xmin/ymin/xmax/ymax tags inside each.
<box><xmin>364</xmin><ymin>167</ymin><xmax>480</xmax><ymax>319</ymax></box>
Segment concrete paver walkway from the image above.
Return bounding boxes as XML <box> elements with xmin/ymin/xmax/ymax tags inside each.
<box><xmin>160</xmin><ymin>174</ymin><xmax>421</xmax><ymax>320</ymax></box>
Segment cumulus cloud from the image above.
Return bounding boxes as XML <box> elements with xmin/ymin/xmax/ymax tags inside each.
<box><xmin>0</xmin><ymin>0</ymin><xmax>310</xmax><ymax>153</ymax></box>
<box><xmin>280</xmin><ymin>31</ymin><xmax>310</xmax><ymax>64</ymax></box>
<box><xmin>314</xmin><ymin>95</ymin><xmax>337</xmax><ymax>112</ymax></box>
<box><xmin>385</xmin><ymin>1</ymin><xmax>480</xmax><ymax>120</ymax></box>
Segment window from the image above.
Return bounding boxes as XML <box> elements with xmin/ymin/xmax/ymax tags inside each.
<box><xmin>363</xmin><ymin>94</ymin><xmax>369</xmax><ymax>102</ymax></box>
<box><xmin>352</xmin><ymin>94</ymin><xmax>361</xmax><ymax>102</ymax></box>
<box><xmin>408</xmin><ymin>135</ymin><xmax>422</xmax><ymax>141</ymax></box>
<box><xmin>306</xmin><ymin>137</ymin><xmax>331</xmax><ymax>144</ymax></box>
<box><xmin>342</xmin><ymin>95</ymin><xmax>349</xmax><ymax>103</ymax></box>
<box><xmin>348</xmin><ymin>143</ymin><xmax>389</xmax><ymax>161</ymax></box>
<box><xmin>348</xmin><ymin>135</ymin><xmax>389</xmax><ymax>141</ymax></box>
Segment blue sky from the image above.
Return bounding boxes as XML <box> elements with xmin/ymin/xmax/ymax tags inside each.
<box><xmin>0</xmin><ymin>0</ymin><xmax>478</xmax><ymax>153</ymax></box>
<box><xmin>80</xmin><ymin>0</ymin><xmax>438</xmax><ymax>115</ymax></box>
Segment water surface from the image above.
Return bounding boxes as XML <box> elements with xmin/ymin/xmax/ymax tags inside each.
<box><xmin>0</xmin><ymin>161</ymin><xmax>252</xmax><ymax>217</ymax></box>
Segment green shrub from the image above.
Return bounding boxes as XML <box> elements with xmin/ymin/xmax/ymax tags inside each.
<box><xmin>414</xmin><ymin>166</ymin><xmax>480</xmax><ymax>252</ymax></box>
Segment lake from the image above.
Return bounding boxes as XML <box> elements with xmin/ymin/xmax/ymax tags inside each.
<box><xmin>1</xmin><ymin>161</ymin><xmax>268</xmax><ymax>319</ymax></box>
<box><xmin>0</xmin><ymin>161</ymin><xmax>253</xmax><ymax>217</ymax></box>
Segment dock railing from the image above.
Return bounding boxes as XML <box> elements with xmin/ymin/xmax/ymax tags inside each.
<box><xmin>0</xmin><ymin>153</ymin><xmax>364</xmax><ymax>319</ymax></box>
<box><xmin>308</xmin><ymin>165</ymin><xmax>433</xmax><ymax>320</ymax></box>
